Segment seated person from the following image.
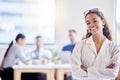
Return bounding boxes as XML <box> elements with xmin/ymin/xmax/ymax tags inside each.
<box><xmin>1</xmin><ymin>33</ymin><xmax>31</xmax><ymax>80</ymax></box>
<box><xmin>62</xmin><ymin>29</ymin><xmax>78</xmax><ymax>53</ymax></box>
<box><xmin>61</xmin><ymin>29</ymin><xmax>78</xmax><ymax>80</ymax></box>
<box><xmin>22</xmin><ymin>35</ymin><xmax>53</xmax><ymax>80</ymax></box>
<box><xmin>31</xmin><ymin>35</ymin><xmax>53</xmax><ymax>64</ymax></box>
<box><xmin>60</xmin><ymin>29</ymin><xmax>78</xmax><ymax>63</ymax></box>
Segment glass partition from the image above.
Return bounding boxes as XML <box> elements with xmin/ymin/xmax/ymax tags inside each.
<box><xmin>0</xmin><ymin>0</ymin><xmax>55</xmax><ymax>44</ymax></box>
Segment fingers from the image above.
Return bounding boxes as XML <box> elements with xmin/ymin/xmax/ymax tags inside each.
<box><xmin>81</xmin><ymin>65</ymin><xmax>87</xmax><ymax>68</ymax></box>
<box><xmin>81</xmin><ymin>65</ymin><xmax>87</xmax><ymax>72</ymax></box>
<box><xmin>41</xmin><ymin>58</ymin><xmax>49</xmax><ymax>64</ymax></box>
<box><xmin>107</xmin><ymin>63</ymin><xmax>115</xmax><ymax>69</ymax></box>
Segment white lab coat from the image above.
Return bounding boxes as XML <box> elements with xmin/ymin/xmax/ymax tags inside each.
<box><xmin>71</xmin><ymin>36</ymin><xmax>120</xmax><ymax>80</ymax></box>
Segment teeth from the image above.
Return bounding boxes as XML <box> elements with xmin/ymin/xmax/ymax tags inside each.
<box><xmin>90</xmin><ymin>28</ymin><xmax>95</xmax><ymax>31</ymax></box>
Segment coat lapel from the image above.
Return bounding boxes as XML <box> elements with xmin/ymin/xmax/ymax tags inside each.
<box><xmin>90</xmin><ymin>37</ymin><xmax>110</xmax><ymax>66</ymax></box>
<box><xmin>86</xmin><ymin>36</ymin><xmax>97</xmax><ymax>55</ymax></box>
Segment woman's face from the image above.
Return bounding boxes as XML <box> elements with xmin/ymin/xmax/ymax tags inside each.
<box><xmin>18</xmin><ymin>38</ymin><xmax>26</xmax><ymax>46</ymax></box>
<box><xmin>85</xmin><ymin>13</ymin><xmax>105</xmax><ymax>36</ymax></box>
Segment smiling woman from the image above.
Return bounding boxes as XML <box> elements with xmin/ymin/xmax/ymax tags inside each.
<box><xmin>71</xmin><ymin>8</ymin><xmax>120</xmax><ymax>80</ymax></box>
<box><xmin>0</xmin><ymin>0</ymin><xmax>55</xmax><ymax>44</ymax></box>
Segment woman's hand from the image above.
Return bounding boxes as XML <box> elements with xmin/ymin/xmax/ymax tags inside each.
<box><xmin>41</xmin><ymin>58</ymin><xmax>49</xmax><ymax>64</ymax></box>
<box><xmin>106</xmin><ymin>63</ymin><xmax>115</xmax><ymax>69</ymax></box>
<box><xmin>81</xmin><ymin>65</ymin><xmax>87</xmax><ymax>72</ymax></box>
<box><xmin>16</xmin><ymin>60</ymin><xmax>22</xmax><ymax>65</ymax></box>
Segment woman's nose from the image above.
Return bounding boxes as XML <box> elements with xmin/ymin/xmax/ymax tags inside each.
<box><xmin>89</xmin><ymin>23</ymin><xmax>95</xmax><ymax>28</ymax></box>
<box><xmin>88</xmin><ymin>23</ymin><xmax>95</xmax><ymax>29</ymax></box>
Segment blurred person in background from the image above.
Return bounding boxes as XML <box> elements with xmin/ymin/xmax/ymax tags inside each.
<box><xmin>22</xmin><ymin>35</ymin><xmax>53</xmax><ymax>80</ymax></box>
<box><xmin>62</xmin><ymin>29</ymin><xmax>78</xmax><ymax>53</ymax></box>
<box><xmin>61</xmin><ymin>29</ymin><xmax>78</xmax><ymax>80</ymax></box>
<box><xmin>1</xmin><ymin>33</ymin><xmax>31</xmax><ymax>80</ymax></box>
<box><xmin>31</xmin><ymin>35</ymin><xmax>53</xmax><ymax>65</ymax></box>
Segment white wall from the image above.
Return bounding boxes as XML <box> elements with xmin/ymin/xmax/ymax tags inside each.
<box><xmin>55</xmin><ymin>0</ymin><xmax>116</xmax><ymax>51</ymax></box>
<box><xmin>0</xmin><ymin>0</ymin><xmax>116</xmax><ymax>64</ymax></box>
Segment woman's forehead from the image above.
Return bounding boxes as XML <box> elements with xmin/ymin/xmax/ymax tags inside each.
<box><xmin>85</xmin><ymin>14</ymin><xmax>100</xmax><ymax>21</ymax></box>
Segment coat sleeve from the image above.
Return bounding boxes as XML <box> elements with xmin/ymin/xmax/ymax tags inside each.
<box><xmin>71</xmin><ymin>41</ymin><xmax>87</xmax><ymax>79</ymax></box>
<box><xmin>87</xmin><ymin>42</ymin><xmax>120</xmax><ymax>78</ymax></box>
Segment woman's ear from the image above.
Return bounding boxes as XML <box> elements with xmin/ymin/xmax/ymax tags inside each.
<box><xmin>102</xmin><ymin>19</ymin><xmax>105</xmax><ymax>26</ymax></box>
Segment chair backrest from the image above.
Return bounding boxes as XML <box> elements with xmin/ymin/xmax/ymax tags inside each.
<box><xmin>59</xmin><ymin>51</ymin><xmax>71</xmax><ymax>64</ymax></box>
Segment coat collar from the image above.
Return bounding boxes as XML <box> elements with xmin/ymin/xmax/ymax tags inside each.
<box><xmin>85</xmin><ymin>36</ymin><xmax>111</xmax><ymax>45</ymax></box>
<box><xmin>85</xmin><ymin>36</ymin><xmax>111</xmax><ymax>54</ymax></box>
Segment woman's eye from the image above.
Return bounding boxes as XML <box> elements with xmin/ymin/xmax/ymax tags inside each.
<box><xmin>86</xmin><ymin>22</ymin><xmax>90</xmax><ymax>25</ymax></box>
<box><xmin>93</xmin><ymin>20</ymin><xmax>98</xmax><ymax>23</ymax></box>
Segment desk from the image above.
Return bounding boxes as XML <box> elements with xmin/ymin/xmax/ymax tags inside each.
<box><xmin>13</xmin><ymin>65</ymin><xmax>55</xmax><ymax>80</ymax></box>
<box><xmin>55</xmin><ymin>64</ymin><xmax>71</xmax><ymax>80</ymax></box>
<box><xmin>13</xmin><ymin>64</ymin><xmax>71</xmax><ymax>80</ymax></box>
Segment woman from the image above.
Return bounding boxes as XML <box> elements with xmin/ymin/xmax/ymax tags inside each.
<box><xmin>1</xmin><ymin>33</ymin><xmax>30</xmax><ymax>80</ymax></box>
<box><xmin>71</xmin><ymin>8</ymin><xmax>120</xmax><ymax>80</ymax></box>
